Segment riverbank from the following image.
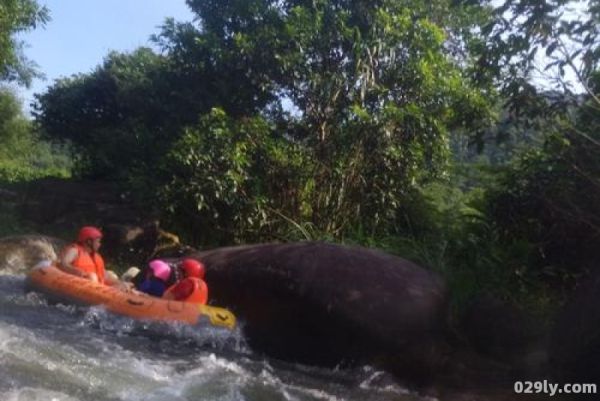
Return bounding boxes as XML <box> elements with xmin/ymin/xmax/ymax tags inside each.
<box><xmin>0</xmin><ymin>178</ymin><xmax>596</xmax><ymax>400</ymax></box>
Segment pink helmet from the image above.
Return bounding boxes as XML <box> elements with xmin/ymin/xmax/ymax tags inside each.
<box><xmin>148</xmin><ymin>259</ymin><xmax>171</xmax><ymax>282</ymax></box>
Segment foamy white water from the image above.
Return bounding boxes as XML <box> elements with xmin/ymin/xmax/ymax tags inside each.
<box><xmin>0</xmin><ymin>275</ymin><xmax>427</xmax><ymax>401</ymax></box>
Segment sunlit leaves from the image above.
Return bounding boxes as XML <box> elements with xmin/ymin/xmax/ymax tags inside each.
<box><xmin>161</xmin><ymin>108</ymin><xmax>301</xmax><ymax>243</ymax></box>
<box><xmin>150</xmin><ymin>0</ymin><xmax>497</xmax><ymax>237</ymax></box>
<box><xmin>0</xmin><ymin>88</ymin><xmax>71</xmax><ymax>180</ymax></box>
<box><xmin>0</xmin><ymin>0</ymin><xmax>49</xmax><ymax>86</ymax></box>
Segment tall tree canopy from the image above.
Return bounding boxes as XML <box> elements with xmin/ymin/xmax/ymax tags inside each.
<box><xmin>28</xmin><ymin>0</ymin><xmax>600</xmax><ymax>308</ymax></box>
<box><xmin>0</xmin><ymin>0</ymin><xmax>49</xmax><ymax>86</ymax></box>
<box><xmin>478</xmin><ymin>0</ymin><xmax>600</xmax><ymax>107</ymax></box>
<box><xmin>153</xmin><ymin>0</ymin><xmax>497</xmax><ymax>235</ymax></box>
<box><xmin>34</xmin><ymin>48</ymin><xmax>176</xmax><ymax>178</ymax></box>
<box><xmin>33</xmin><ymin>0</ymin><xmax>600</xmax><ymax>263</ymax></box>
<box><xmin>476</xmin><ymin>0</ymin><xmax>600</xmax><ymax>288</ymax></box>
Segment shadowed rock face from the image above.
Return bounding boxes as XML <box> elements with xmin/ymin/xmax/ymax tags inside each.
<box><xmin>0</xmin><ymin>235</ymin><xmax>66</xmax><ymax>275</ymax></box>
<box><xmin>102</xmin><ymin>222</ymin><xmax>196</xmax><ymax>266</ymax></box>
<box><xmin>551</xmin><ymin>270</ymin><xmax>600</xmax><ymax>386</ymax></box>
<box><xmin>460</xmin><ymin>294</ymin><xmax>543</xmax><ymax>364</ymax></box>
<box><xmin>192</xmin><ymin>241</ymin><xmax>448</xmax><ymax>381</ymax></box>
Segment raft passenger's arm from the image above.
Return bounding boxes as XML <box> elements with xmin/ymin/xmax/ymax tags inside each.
<box><xmin>58</xmin><ymin>246</ymin><xmax>94</xmax><ymax>280</ymax></box>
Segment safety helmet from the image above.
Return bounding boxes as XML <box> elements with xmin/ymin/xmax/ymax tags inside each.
<box><xmin>148</xmin><ymin>260</ymin><xmax>171</xmax><ymax>282</ymax></box>
<box><xmin>181</xmin><ymin>258</ymin><xmax>205</xmax><ymax>279</ymax></box>
<box><xmin>78</xmin><ymin>226</ymin><xmax>103</xmax><ymax>243</ymax></box>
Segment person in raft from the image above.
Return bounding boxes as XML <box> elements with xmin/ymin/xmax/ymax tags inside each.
<box><xmin>162</xmin><ymin>258</ymin><xmax>208</xmax><ymax>304</ymax></box>
<box><xmin>59</xmin><ymin>226</ymin><xmax>118</xmax><ymax>285</ymax></box>
<box><xmin>137</xmin><ymin>259</ymin><xmax>171</xmax><ymax>297</ymax></box>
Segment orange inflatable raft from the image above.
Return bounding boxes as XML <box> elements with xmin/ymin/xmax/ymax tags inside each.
<box><xmin>25</xmin><ymin>264</ymin><xmax>236</xmax><ymax>330</ymax></box>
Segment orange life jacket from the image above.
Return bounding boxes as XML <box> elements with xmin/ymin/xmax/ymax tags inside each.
<box><xmin>164</xmin><ymin>277</ymin><xmax>208</xmax><ymax>304</ymax></box>
<box><xmin>62</xmin><ymin>243</ymin><xmax>106</xmax><ymax>285</ymax></box>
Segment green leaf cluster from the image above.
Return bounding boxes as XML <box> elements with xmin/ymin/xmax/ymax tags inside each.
<box><xmin>27</xmin><ymin>0</ymin><xmax>600</xmax><ymax>313</ymax></box>
<box><xmin>160</xmin><ymin>108</ymin><xmax>309</xmax><ymax>244</ymax></box>
<box><xmin>0</xmin><ymin>0</ymin><xmax>49</xmax><ymax>86</ymax></box>
<box><xmin>0</xmin><ymin>87</ymin><xmax>71</xmax><ymax>181</ymax></box>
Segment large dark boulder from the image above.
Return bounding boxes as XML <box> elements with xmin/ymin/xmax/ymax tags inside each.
<box><xmin>550</xmin><ymin>270</ymin><xmax>600</xmax><ymax>385</ymax></box>
<box><xmin>460</xmin><ymin>294</ymin><xmax>544</xmax><ymax>365</ymax></box>
<box><xmin>191</xmin><ymin>241</ymin><xmax>448</xmax><ymax>382</ymax></box>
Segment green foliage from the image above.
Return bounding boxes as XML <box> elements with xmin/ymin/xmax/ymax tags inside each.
<box><xmin>479</xmin><ymin>0</ymin><xmax>600</xmax><ymax>114</ymax></box>
<box><xmin>174</xmin><ymin>0</ymin><xmax>496</xmax><ymax>235</ymax></box>
<box><xmin>488</xmin><ymin>101</ymin><xmax>600</xmax><ymax>290</ymax></box>
<box><xmin>395</xmin><ymin>183</ymin><xmax>516</xmax><ymax>304</ymax></box>
<box><xmin>159</xmin><ymin>108</ymin><xmax>308</xmax><ymax>245</ymax></box>
<box><xmin>34</xmin><ymin>42</ymin><xmax>274</xmax><ymax>180</ymax></box>
<box><xmin>27</xmin><ymin>0</ymin><xmax>600</xmax><ymax>318</ymax></box>
<box><xmin>0</xmin><ymin>88</ymin><xmax>71</xmax><ymax>181</ymax></box>
<box><xmin>33</xmin><ymin>48</ymin><xmax>177</xmax><ymax>179</ymax></box>
<box><xmin>339</xmin><ymin>174</ymin><xmax>557</xmax><ymax>314</ymax></box>
<box><xmin>35</xmin><ymin>0</ymin><xmax>496</xmax><ymax>239</ymax></box>
<box><xmin>0</xmin><ymin>0</ymin><xmax>49</xmax><ymax>86</ymax></box>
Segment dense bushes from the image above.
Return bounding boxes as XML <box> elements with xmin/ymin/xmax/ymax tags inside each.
<box><xmin>27</xmin><ymin>0</ymin><xmax>600</xmax><ymax>316</ymax></box>
<box><xmin>158</xmin><ymin>109</ymin><xmax>304</xmax><ymax>244</ymax></box>
<box><xmin>0</xmin><ymin>88</ymin><xmax>71</xmax><ymax>182</ymax></box>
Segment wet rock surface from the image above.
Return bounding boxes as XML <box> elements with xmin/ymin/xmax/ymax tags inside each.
<box><xmin>190</xmin><ymin>241</ymin><xmax>448</xmax><ymax>382</ymax></box>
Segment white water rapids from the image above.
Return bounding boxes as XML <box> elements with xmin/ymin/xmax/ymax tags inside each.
<box><xmin>0</xmin><ymin>274</ymin><xmax>432</xmax><ymax>401</ymax></box>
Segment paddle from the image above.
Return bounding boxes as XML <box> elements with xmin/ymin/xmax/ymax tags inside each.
<box><xmin>198</xmin><ymin>304</ymin><xmax>237</xmax><ymax>330</ymax></box>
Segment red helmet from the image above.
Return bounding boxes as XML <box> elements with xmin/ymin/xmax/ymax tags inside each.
<box><xmin>77</xmin><ymin>226</ymin><xmax>103</xmax><ymax>242</ymax></box>
<box><xmin>181</xmin><ymin>258</ymin><xmax>205</xmax><ymax>279</ymax></box>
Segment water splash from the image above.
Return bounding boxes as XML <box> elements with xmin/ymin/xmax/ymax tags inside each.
<box><xmin>1</xmin><ymin>274</ymin><xmax>427</xmax><ymax>401</ymax></box>
<box><xmin>0</xmin><ymin>235</ymin><xmax>60</xmax><ymax>275</ymax></box>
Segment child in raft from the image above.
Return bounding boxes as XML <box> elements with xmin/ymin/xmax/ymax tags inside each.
<box><xmin>121</xmin><ymin>258</ymin><xmax>208</xmax><ymax>304</ymax></box>
<box><xmin>136</xmin><ymin>259</ymin><xmax>171</xmax><ymax>297</ymax></box>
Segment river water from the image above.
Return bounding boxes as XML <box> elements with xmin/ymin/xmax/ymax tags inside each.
<box><xmin>0</xmin><ymin>274</ymin><xmax>431</xmax><ymax>401</ymax></box>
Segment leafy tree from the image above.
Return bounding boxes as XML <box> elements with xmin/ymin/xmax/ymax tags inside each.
<box><xmin>478</xmin><ymin>0</ymin><xmax>599</xmax><ymax>108</ymax></box>
<box><xmin>152</xmin><ymin>16</ymin><xmax>279</xmax><ymax>117</ymax></box>
<box><xmin>0</xmin><ymin>0</ymin><xmax>49</xmax><ymax>85</ymax></box>
<box><xmin>160</xmin><ymin>108</ymin><xmax>308</xmax><ymax>244</ymax></box>
<box><xmin>168</xmin><ymin>0</ymin><xmax>496</xmax><ymax>235</ymax></box>
<box><xmin>34</xmin><ymin>48</ymin><xmax>177</xmax><ymax>178</ymax></box>
<box><xmin>34</xmin><ymin>42</ymin><xmax>270</xmax><ymax>179</ymax></box>
<box><xmin>471</xmin><ymin>1</ymin><xmax>600</xmax><ymax>289</ymax></box>
<box><xmin>34</xmin><ymin>0</ymin><xmax>496</xmax><ymax>238</ymax></box>
<box><xmin>488</xmin><ymin>74</ymin><xmax>600</xmax><ymax>285</ymax></box>
<box><xmin>0</xmin><ymin>87</ymin><xmax>70</xmax><ymax>181</ymax></box>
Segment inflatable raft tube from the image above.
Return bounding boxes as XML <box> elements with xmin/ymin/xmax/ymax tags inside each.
<box><xmin>25</xmin><ymin>264</ymin><xmax>236</xmax><ymax>330</ymax></box>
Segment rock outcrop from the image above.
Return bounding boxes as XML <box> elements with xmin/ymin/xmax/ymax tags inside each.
<box><xmin>550</xmin><ymin>270</ymin><xmax>600</xmax><ymax>385</ymax></box>
<box><xmin>190</xmin><ymin>241</ymin><xmax>448</xmax><ymax>383</ymax></box>
<box><xmin>460</xmin><ymin>294</ymin><xmax>545</xmax><ymax>366</ymax></box>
